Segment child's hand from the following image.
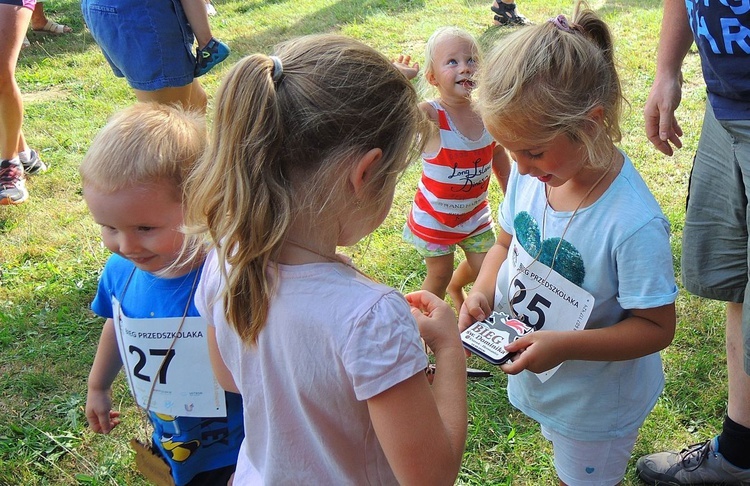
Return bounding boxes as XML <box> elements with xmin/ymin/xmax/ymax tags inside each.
<box><xmin>500</xmin><ymin>330</ymin><xmax>569</xmax><ymax>375</ymax></box>
<box><xmin>458</xmin><ymin>294</ymin><xmax>492</xmax><ymax>358</ymax></box>
<box><xmin>86</xmin><ymin>389</ymin><xmax>121</xmax><ymax>434</ymax></box>
<box><xmin>393</xmin><ymin>55</ymin><xmax>420</xmax><ymax>81</ymax></box>
<box><xmin>458</xmin><ymin>293</ymin><xmax>491</xmax><ymax>331</ymax></box>
<box><xmin>405</xmin><ymin>290</ymin><xmax>460</xmax><ymax>354</ymax></box>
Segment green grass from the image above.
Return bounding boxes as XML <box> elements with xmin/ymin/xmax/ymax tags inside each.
<box><xmin>0</xmin><ymin>0</ymin><xmax>721</xmax><ymax>484</ymax></box>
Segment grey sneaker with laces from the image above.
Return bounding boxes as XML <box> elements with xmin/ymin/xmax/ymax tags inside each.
<box><xmin>0</xmin><ymin>159</ymin><xmax>28</xmax><ymax>205</ymax></box>
<box><xmin>636</xmin><ymin>436</ymin><xmax>750</xmax><ymax>485</ymax></box>
<box><xmin>20</xmin><ymin>149</ymin><xmax>47</xmax><ymax>175</ymax></box>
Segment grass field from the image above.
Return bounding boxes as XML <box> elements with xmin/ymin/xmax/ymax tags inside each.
<box><xmin>0</xmin><ymin>0</ymin><xmax>723</xmax><ymax>484</ymax></box>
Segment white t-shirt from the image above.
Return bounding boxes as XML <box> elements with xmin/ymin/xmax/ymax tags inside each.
<box><xmin>497</xmin><ymin>153</ymin><xmax>678</xmax><ymax>441</ymax></box>
<box><xmin>196</xmin><ymin>252</ymin><xmax>428</xmax><ymax>484</ymax></box>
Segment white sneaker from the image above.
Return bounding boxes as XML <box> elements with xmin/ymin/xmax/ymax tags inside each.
<box><xmin>205</xmin><ymin>1</ymin><xmax>217</xmax><ymax>16</ymax></box>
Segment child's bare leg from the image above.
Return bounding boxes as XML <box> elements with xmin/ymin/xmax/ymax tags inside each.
<box><xmin>447</xmin><ymin>260</ymin><xmax>471</xmax><ymax>310</ymax></box>
<box><xmin>422</xmin><ymin>254</ymin><xmax>454</xmax><ymax>300</ymax></box>
<box><xmin>447</xmin><ymin>252</ymin><xmax>487</xmax><ymax>310</ymax></box>
<box><xmin>181</xmin><ymin>0</ymin><xmax>212</xmax><ymax>48</ymax></box>
<box><xmin>134</xmin><ymin>80</ymin><xmax>207</xmax><ymax>113</ymax></box>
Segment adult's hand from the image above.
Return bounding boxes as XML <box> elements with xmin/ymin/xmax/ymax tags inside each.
<box><xmin>644</xmin><ymin>74</ymin><xmax>684</xmax><ymax>156</ymax></box>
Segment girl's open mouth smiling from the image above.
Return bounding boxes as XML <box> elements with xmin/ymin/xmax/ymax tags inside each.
<box><xmin>458</xmin><ymin>79</ymin><xmax>475</xmax><ymax>90</ymax></box>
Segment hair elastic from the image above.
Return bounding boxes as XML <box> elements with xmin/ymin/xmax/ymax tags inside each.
<box><xmin>548</xmin><ymin>14</ymin><xmax>576</xmax><ymax>33</ymax></box>
<box><xmin>269</xmin><ymin>55</ymin><xmax>284</xmax><ymax>85</ymax></box>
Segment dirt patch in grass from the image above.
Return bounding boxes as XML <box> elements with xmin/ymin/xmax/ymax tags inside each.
<box><xmin>22</xmin><ymin>87</ymin><xmax>68</xmax><ymax>104</ymax></box>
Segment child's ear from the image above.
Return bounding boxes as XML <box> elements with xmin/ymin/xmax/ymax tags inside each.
<box><xmin>350</xmin><ymin>148</ymin><xmax>384</xmax><ymax>198</ymax></box>
<box><xmin>425</xmin><ymin>70</ymin><xmax>438</xmax><ymax>86</ymax></box>
<box><xmin>579</xmin><ymin>105</ymin><xmax>606</xmax><ymax>139</ymax></box>
<box><xmin>586</xmin><ymin>105</ymin><xmax>605</xmax><ymax>128</ymax></box>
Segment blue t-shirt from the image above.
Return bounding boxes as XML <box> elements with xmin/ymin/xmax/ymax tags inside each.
<box><xmin>497</xmin><ymin>153</ymin><xmax>678</xmax><ymax>440</ymax></box>
<box><xmin>686</xmin><ymin>0</ymin><xmax>750</xmax><ymax>118</ymax></box>
<box><xmin>92</xmin><ymin>254</ymin><xmax>244</xmax><ymax>485</ymax></box>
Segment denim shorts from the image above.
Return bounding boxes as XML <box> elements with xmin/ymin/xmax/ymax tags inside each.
<box><xmin>403</xmin><ymin>225</ymin><xmax>496</xmax><ymax>258</ymax></box>
<box><xmin>682</xmin><ymin>102</ymin><xmax>750</xmax><ymax>371</ymax></box>
<box><xmin>81</xmin><ymin>0</ymin><xmax>195</xmax><ymax>91</ymax></box>
<box><xmin>0</xmin><ymin>0</ymin><xmax>35</xmax><ymax>9</ymax></box>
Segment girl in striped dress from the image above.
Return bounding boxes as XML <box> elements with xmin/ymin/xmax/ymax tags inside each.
<box><xmin>404</xmin><ymin>27</ymin><xmax>510</xmax><ymax>309</ymax></box>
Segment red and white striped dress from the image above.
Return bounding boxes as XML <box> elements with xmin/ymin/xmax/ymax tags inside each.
<box><xmin>406</xmin><ymin>101</ymin><xmax>496</xmax><ymax>245</ymax></box>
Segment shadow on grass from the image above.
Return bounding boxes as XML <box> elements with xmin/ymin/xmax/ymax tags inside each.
<box><xmin>226</xmin><ymin>0</ymin><xmax>426</xmax><ymax>53</ymax></box>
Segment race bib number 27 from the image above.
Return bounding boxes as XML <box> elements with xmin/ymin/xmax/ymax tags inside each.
<box><xmin>112</xmin><ymin>297</ymin><xmax>227</xmax><ymax>417</ymax></box>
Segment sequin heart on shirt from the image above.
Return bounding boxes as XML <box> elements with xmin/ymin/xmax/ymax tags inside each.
<box><xmin>514</xmin><ymin>211</ymin><xmax>585</xmax><ymax>286</ymax></box>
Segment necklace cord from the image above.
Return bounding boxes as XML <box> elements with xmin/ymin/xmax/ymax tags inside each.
<box><xmin>118</xmin><ymin>268</ymin><xmax>201</xmax><ymax>415</ymax></box>
<box><xmin>284</xmin><ymin>239</ymin><xmax>372</xmax><ymax>280</ymax></box>
<box><xmin>507</xmin><ymin>157</ymin><xmax>614</xmax><ymax>323</ymax></box>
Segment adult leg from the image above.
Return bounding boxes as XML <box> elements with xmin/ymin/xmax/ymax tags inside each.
<box><xmin>720</xmin><ymin>114</ymin><xmax>750</xmax><ymax>467</ymax></box>
<box><xmin>14</xmin><ymin>129</ymin><xmax>45</xmax><ymax>174</ymax></box>
<box><xmin>31</xmin><ymin>0</ymin><xmax>71</xmax><ymax>33</ymax></box>
<box><xmin>17</xmin><ymin>132</ymin><xmax>26</xmax><ymax>154</ymax></box>
<box><xmin>0</xmin><ymin>4</ymin><xmax>32</xmax><ymax>160</ymax></box>
<box><xmin>636</xmin><ymin>105</ymin><xmax>750</xmax><ymax>484</ymax></box>
<box><xmin>134</xmin><ymin>79</ymin><xmax>207</xmax><ymax>113</ymax></box>
<box><xmin>0</xmin><ymin>3</ymin><xmax>32</xmax><ymax>204</ymax></box>
<box><xmin>727</xmin><ymin>302</ymin><xmax>750</xmax><ymax>429</ymax></box>
<box><xmin>30</xmin><ymin>1</ymin><xmax>44</xmax><ymax>27</ymax></box>
<box><xmin>721</xmin><ymin>302</ymin><xmax>750</xmax><ymax>467</ymax></box>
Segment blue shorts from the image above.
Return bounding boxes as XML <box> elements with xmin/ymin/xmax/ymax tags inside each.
<box><xmin>682</xmin><ymin>102</ymin><xmax>750</xmax><ymax>372</ymax></box>
<box><xmin>81</xmin><ymin>0</ymin><xmax>196</xmax><ymax>91</ymax></box>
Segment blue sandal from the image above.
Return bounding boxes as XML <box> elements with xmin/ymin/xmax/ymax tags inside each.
<box><xmin>195</xmin><ymin>38</ymin><xmax>230</xmax><ymax>77</ymax></box>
